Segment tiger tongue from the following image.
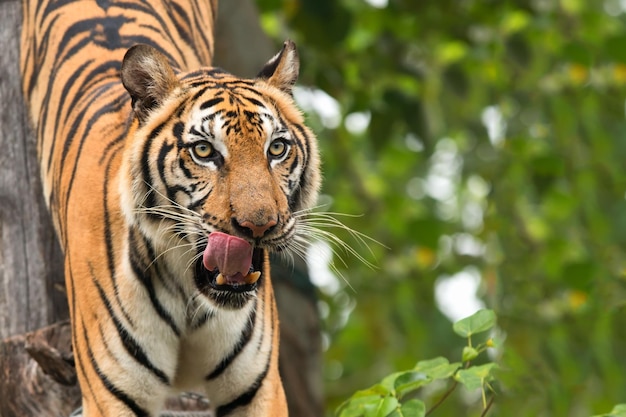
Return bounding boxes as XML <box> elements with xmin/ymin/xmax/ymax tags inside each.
<box><xmin>202</xmin><ymin>232</ymin><xmax>253</xmax><ymax>280</ymax></box>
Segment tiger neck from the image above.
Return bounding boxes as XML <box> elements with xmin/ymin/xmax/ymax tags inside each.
<box><xmin>127</xmin><ymin>222</ymin><xmax>196</xmax><ymax>284</ymax></box>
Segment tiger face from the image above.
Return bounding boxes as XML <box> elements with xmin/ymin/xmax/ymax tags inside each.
<box><xmin>119</xmin><ymin>42</ymin><xmax>320</xmax><ymax>309</ymax></box>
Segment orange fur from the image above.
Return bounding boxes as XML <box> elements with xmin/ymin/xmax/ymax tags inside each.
<box><xmin>20</xmin><ymin>1</ymin><xmax>319</xmax><ymax>416</ymax></box>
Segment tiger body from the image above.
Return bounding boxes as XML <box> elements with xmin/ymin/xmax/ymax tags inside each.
<box><xmin>20</xmin><ymin>1</ymin><xmax>320</xmax><ymax>416</ymax></box>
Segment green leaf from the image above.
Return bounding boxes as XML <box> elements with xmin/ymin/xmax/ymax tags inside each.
<box><xmin>455</xmin><ymin>369</ymin><xmax>482</xmax><ymax>391</ymax></box>
<box><xmin>436</xmin><ymin>41</ymin><xmax>468</xmax><ymax>66</ymax></box>
<box><xmin>393</xmin><ymin>371</ymin><xmax>429</xmax><ymax>399</ymax></box>
<box><xmin>337</xmin><ymin>395</ymin><xmax>383</xmax><ymax>417</ymax></box>
<box><xmin>380</xmin><ymin>372</ymin><xmax>404</xmax><ymax>394</ymax></box>
<box><xmin>612</xmin><ymin>405</ymin><xmax>626</xmax><ymax>415</ymax></box>
<box><xmin>373</xmin><ymin>396</ymin><xmax>399</xmax><ymax>417</ymax></box>
<box><xmin>462</xmin><ymin>346</ymin><xmax>479</xmax><ymax>362</ymax></box>
<box><xmin>389</xmin><ymin>399</ymin><xmax>426</xmax><ymax>417</ymax></box>
<box><xmin>453</xmin><ymin>310</ymin><xmax>496</xmax><ymax>338</ymax></box>
<box><xmin>591</xmin><ymin>404</ymin><xmax>626</xmax><ymax>417</ymax></box>
<box><xmin>455</xmin><ymin>363</ymin><xmax>499</xmax><ymax>391</ymax></box>
<box><xmin>500</xmin><ymin>10</ymin><xmax>530</xmax><ymax>35</ymax></box>
<box><xmin>353</xmin><ymin>385</ymin><xmax>392</xmax><ymax>399</ymax></box>
<box><xmin>414</xmin><ymin>357</ymin><xmax>461</xmax><ymax>380</ymax></box>
<box><xmin>337</xmin><ymin>385</ymin><xmax>390</xmax><ymax>417</ymax></box>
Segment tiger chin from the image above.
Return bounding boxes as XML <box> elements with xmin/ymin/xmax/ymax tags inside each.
<box><xmin>113</xmin><ymin>42</ymin><xmax>321</xmax><ymax>416</ymax></box>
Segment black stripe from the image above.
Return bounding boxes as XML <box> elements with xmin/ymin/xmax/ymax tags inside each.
<box><xmin>287</xmin><ymin>154</ymin><xmax>302</xmax><ymax>209</ymax></box>
<box><xmin>291</xmin><ymin>123</ymin><xmax>309</xmax><ymax>161</ymax></box>
<box><xmin>250</xmin><ymin>254</ymin><xmax>269</xmax><ymax>356</ymax></box>
<box><xmin>49</xmin><ymin>59</ymin><xmax>93</xmax><ymax>157</ymax></box>
<box><xmin>83</xmin><ymin>321</ymin><xmax>150</xmax><ymax>417</ymax></box>
<box><xmin>191</xmin><ymin>85</ymin><xmax>211</xmax><ymax>101</ymax></box>
<box><xmin>206</xmin><ymin>302</ymin><xmax>257</xmax><ymax>380</ymax></box>
<box><xmin>141</xmin><ymin>121</ymin><xmax>166</xmax><ymax>208</ymax></box>
<box><xmin>173</xmin><ymin>121</ymin><xmax>185</xmax><ymax>148</ymax></box>
<box><xmin>156</xmin><ymin>141</ymin><xmax>191</xmax><ymax>204</ymax></box>
<box><xmin>178</xmin><ymin>158</ymin><xmax>194</xmax><ymax>179</ymax></box>
<box><xmin>99</xmin><ymin>125</ymin><xmax>126</xmax><ymax>165</ymax></box>
<box><xmin>191</xmin><ymin>309</ymin><xmax>214</xmax><ymax>330</ymax></box>
<box><xmin>289</xmin><ymin>124</ymin><xmax>312</xmax><ymax>210</ymax></box>
<box><xmin>26</xmin><ymin>12</ymin><xmax>59</xmax><ymax>99</ymax></box>
<box><xmin>69</xmin><ymin>265</ymin><xmax>107</xmax><ymax>416</ymax></box>
<box><xmin>169</xmin><ymin>1</ymin><xmax>194</xmax><ymax>52</ymax></box>
<box><xmin>187</xmin><ymin>189</ymin><xmax>211</xmax><ymax>211</ymax></box>
<box><xmin>55</xmin><ymin>79</ymin><xmax>117</xmax><ymax>176</ymax></box>
<box><xmin>63</xmin><ymin>61</ymin><xmax>121</xmax><ymax>128</ymax></box>
<box><xmin>42</xmin><ymin>0</ymin><xmax>79</xmax><ymax>21</ymax></box>
<box><xmin>242</xmin><ymin>96</ymin><xmax>265</xmax><ymax>108</ymax></box>
<box><xmin>91</xmin><ymin>276</ymin><xmax>170</xmax><ymax>385</ymax></box>
<box><xmin>128</xmin><ymin>231</ymin><xmax>182</xmax><ymax>337</ymax></box>
<box><xmin>141</xmin><ymin>235</ymin><xmax>186</xmax><ymax>298</ymax></box>
<box><xmin>174</xmin><ymin>96</ymin><xmax>191</xmax><ymax>118</ymax></box>
<box><xmin>288</xmin><ymin>154</ymin><xmax>300</xmax><ymax>177</ymax></box>
<box><xmin>189</xmin><ymin>1</ymin><xmax>214</xmax><ymax>63</ymax></box>
<box><xmin>215</xmin><ymin>352</ymin><xmax>272</xmax><ymax>417</ymax></box>
<box><xmin>200</xmin><ymin>96</ymin><xmax>224</xmax><ymax>110</ymax></box>
<box><xmin>104</xmin><ymin>151</ymin><xmax>138</xmax><ymax>327</ymax></box>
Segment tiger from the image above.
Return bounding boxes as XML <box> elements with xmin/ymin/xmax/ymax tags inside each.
<box><xmin>20</xmin><ymin>0</ymin><xmax>321</xmax><ymax>416</ymax></box>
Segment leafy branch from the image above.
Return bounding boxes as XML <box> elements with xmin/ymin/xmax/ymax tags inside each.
<box><xmin>336</xmin><ymin>309</ymin><xmax>499</xmax><ymax>417</ymax></box>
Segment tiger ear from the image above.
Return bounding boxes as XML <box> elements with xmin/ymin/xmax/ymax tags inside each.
<box><xmin>256</xmin><ymin>40</ymin><xmax>299</xmax><ymax>94</ymax></box>
<box><xmin>121</xmin><ymin>44</ymin><xmax>179</xmax><ymax>123</ymax></box>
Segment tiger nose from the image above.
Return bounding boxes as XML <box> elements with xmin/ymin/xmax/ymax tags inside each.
<box><xmin>232</xmin><ymin>218</ymin><xmax>278</xmax><ymax>239</ymax></box>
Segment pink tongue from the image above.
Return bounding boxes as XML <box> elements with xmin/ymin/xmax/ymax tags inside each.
<box><xmin>202</xmin><ymin>232</ymin><xmax>253</xmax><ymax>279</ymax></box>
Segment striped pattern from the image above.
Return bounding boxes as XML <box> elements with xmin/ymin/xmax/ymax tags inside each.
<box><xmin>20</xmin><ymin>1</ymin><xmax>321</xmax><ymax>416</ymax></box>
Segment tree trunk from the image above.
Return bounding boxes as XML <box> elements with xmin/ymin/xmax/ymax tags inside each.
<box><xmin>0</xmin><ymin>322</ymin><xmax>81</xmax><ymax>417</ymax></box>
<box><xmin>0</xmin><ymin>1</ymin><xmax>323</xmax><ymax>416</ymax></box>
<box><xmin>0</xmin><ymin>0</ymin><xmax>67</xmax><ymax>343</ymax></box>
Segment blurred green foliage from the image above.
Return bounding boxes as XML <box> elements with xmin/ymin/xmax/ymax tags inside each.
<box><xmin>257</xmin><ymin>0</ymin><xmax>626</xmax><ymax>415</ymax></box>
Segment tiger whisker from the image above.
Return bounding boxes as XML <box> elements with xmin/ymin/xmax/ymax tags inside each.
<box><xmin>297</xmin><ymin>211</ymin><xmax>386</xmax><ymax>249</ymax></box>
<box><xmin>296</xmin><ymin>224</ymin><xmax>377</xmax><ymax>270</ymax></box>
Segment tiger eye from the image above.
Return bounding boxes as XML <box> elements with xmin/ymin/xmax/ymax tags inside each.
<box><xmin>193</xmin><ymin>141</ymin><xmax>214</xmax><ymax>159</ymax></box>
<box><xmin>268</xmin><ymin>140</ymin><xmax>287</xmax><ymax>158</ymax></box>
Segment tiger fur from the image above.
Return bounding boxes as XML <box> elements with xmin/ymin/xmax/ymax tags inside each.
<box><xmin>20</xmin><ymin>1</ymin><xmax>320</xmax><ymax>416</ymax></box>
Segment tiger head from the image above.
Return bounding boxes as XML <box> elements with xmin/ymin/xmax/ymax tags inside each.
<box><xmin>118</xmin><ymin>41</ymin><xmax>320</xmax><ymax>308</ymax></box>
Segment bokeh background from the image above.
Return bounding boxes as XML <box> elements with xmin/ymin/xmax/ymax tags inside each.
<box><xmin>256</xmin><ymin>1</ymin><xmax>626</xmax><ymax>415</ymax></box>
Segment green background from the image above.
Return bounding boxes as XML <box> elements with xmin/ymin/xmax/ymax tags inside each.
<box><xmin>258</xmin><ymin>1</ymin><xmax>626</xmax><ymax>415</ymax></box>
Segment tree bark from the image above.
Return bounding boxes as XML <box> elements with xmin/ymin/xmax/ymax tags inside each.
<box><xmin>0</xmin><ymin>0</ymin><xmax>66</xmax><ymax>343</ymax></box>
<box><xmin>213</xmin><ymin>0</ymin><xmax>275</xmax><ymax>77</ymax></box>
<box><xmin>0</xmin><ymin>322</ymin><xmax>81</xmax><ymax>417</ymax></box>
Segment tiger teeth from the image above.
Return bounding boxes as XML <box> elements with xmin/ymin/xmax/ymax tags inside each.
<box><xmin>216</xmin><ymin>273</ymin><xmax>227</xmax><ymax>286</ymax></box>
<box><xmin>214</xmin><ymin>271</ymin><xmax>261</xmax><ymax>286</ymax></box>
<box><xmin>244</xmin><ymin>271</ymin><xmax>261</xmax><ymax>284</ymax></box>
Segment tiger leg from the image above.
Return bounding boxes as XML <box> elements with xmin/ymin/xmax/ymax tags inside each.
<box><xmin>72</xmin><ymin>314</ymin><xmax>174</xmax><ymax>417</ymax></box>
<box><xmin>207</xmin><ymin>345</ymin><xmax>288</xmax><ymax>417</ymax></box>
<box><xmin>204</xmin><ymin>285</ymin><xmax>288</xmax><ymax>417</ymax></box>
<box><xmin>67</xmin><ymin>264</ymin><xmax>176</xmax><ymax>417</ymax></box>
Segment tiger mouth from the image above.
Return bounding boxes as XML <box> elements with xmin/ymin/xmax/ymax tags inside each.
<box><xmin>194</xmin><ymin>248</ymin><xmax>263</xmax><ymax>294</ymax></box>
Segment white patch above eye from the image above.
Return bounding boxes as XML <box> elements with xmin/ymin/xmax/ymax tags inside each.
<box><xmin>200</xmin><ymin>114</ymin><xmax>229</xmax><ymax>158</ymax></box>
<box><xmin>185</xmin><ymin>112</ymin><xmax>229</xmax><ymax>170</ymax></box>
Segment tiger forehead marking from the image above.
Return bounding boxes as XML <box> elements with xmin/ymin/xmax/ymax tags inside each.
<box><xmin>189</xmin><ymin>88</ymin><xmax>283</xmax><ymax>151</ymax></box>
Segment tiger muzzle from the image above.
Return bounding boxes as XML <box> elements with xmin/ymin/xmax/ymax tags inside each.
<box><xmin>194</xmin><ymin>232</ymin><xmax>264</xmax><ymax>308</ymax></box>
